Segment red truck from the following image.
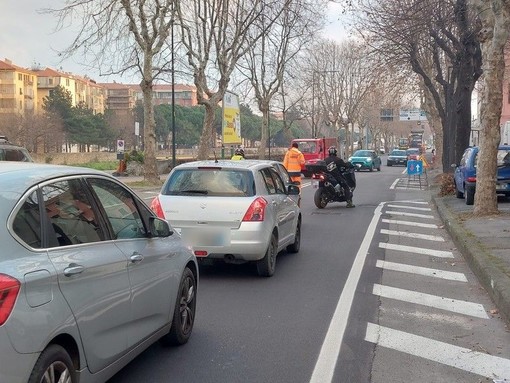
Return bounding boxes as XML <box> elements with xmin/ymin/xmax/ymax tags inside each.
<box><xmin>291</xmin><ymin>137</ymin><xmax>338</xmax><ymax>177</ymax></box>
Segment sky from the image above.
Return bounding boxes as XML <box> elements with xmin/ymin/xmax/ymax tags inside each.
<box><xmin>1</xmin><ymin>1</ymin><xmax>350</xmax><ymax>84</ymax></box>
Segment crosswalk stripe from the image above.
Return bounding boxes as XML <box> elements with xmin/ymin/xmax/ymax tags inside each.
<box><xmin>380</xmin><ymin>229</ymin><xmax>444</xmax><ymax>242</ymax></box>
<box><xmin>365</xmin><ymin>323</ymin><xmax>510</xmax><ymax>379</ymax></box>
<box><xmin>376</xmin><ymin>260</ymin><xmax>468</xmax><ymax>282</ymax></box>
<box><xmin>386</xmin><ymin>204</ymin><xmax>431</xmax><ymax>211</ymax></box>
<box><xmin>382</xmin><ymin>219</ymin><xmax>438</xmax><ymax>229</ymax></box>
<box><xmin>379</xmin><ymin>242</ymin><xmax>454</xmax><ymax>258</ymax></box>
<box><xmin>385</xmin><ymin>210</ymin><xmax>434</xmax><ymax>219</ymax></box>
<box><xmin>393</xmin><ymin>200</ymin><xmax>429</xmax><ymax>204</ymax></box>
<box><xmin>372</xmin><ymin>284</ymin><xmax>488</xmax><ymax>318</ymax></box>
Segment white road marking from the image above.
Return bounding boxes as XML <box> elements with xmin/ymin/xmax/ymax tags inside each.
<box><xmin>379</xmin><ymin>242</ymin><xmax>454</xmax><ymax>258</ymax></box>
<box><xmin>385</xmin><ymin>210</ymin><xmax>435</xmax><ymax>219</ymax></box>
<box><xmin>386</xmin><ymin>204</ymin><xmax>432</xmax><ymax>211</ymax></box>
<box><xmin>382</xmin><ymin>219</ymin><xmax>438</xmax><ymax>229</ymax></box>
<box><xmin>376</xmin><ymin>260</ymin><xmax>468</xmax><ymax>282</ymax></box>
<box><xmin>372</xmin><ymin>284</ymin><xmax>488</xmax><ymax>318</ymax></box>
<box><xmin>380</xmin><ymin>229</ymin><xmax>444</xmax><ymax>242</ymax></box>
<box><xmin>365</xmin><ymin>323</ymin><xmax>510</xmax><ymax>379</ymax></box>
<box><xmin>390</xmin><ymin>178</ymin><xmax>400</xmax><ymax>189</ymax></box>
<box><xmin>309</xmin><ymin>203</ymin><xmax>384</xmax><ymax>383</ymax></box>
<box><xmin>393</xmin><ymin>200</ymin><xmax>428</xmax><ymax>204</ymax></box>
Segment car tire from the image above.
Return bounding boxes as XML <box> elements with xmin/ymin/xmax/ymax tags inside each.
<box><xmin>287</xmin><ymin>217</ymin><xmax>301</xmax><ymax>253</ymax></box>
<box><xmin>314</xmin><ymin>188</ymin><xmax>328</xmax><ymax>209</ymax></box>
<box><xmin>369</xmin><ymin>164</ymin><xmax>374</xmax><ymax>172</ymax></box>
<box><xmin>377</xmin><ymin>163</ymin><xmax>381</xmax><ymax>171</ymax></box>
<box><xmin>387</xmin><ymin>162</ymin><xmax>392</xmax><ymax>167</ymax></box>
<box><xmin>257</xmin><ymin>232</ymin><xmax>278</xmax><ymax>277</ymax></box>
<box><xmin>161</xmin><ymin>267</ymin><xmax>196</xmax><ymax>346</ymax></box>
<box><xmin>465</xmin><ymin>185</ymin><xmax>475</xmax><ymax>205</ymax></box>
<box><xmin>28</xmin><ymin>344</ymin><xmax>76</xmax><ymax>383</ymax></box>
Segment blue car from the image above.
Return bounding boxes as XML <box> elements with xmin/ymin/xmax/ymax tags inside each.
<box><xmin>453</xmin><ymin>145</ymin><xmax>510</xmax><ymax>205</ymax></box>
<box><xmin>348</xmin><ymin>150</ymin><xmax>382</xmax><ymax>171</ymax></box>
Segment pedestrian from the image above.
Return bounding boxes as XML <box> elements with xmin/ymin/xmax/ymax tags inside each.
<box><xmin>231</xmin><ymin>148</ymin><xmax>245</xmax><ymax>160</ymax></box>
<box><xmin>283</xmin><ymin>142</ymin><xmax>305</xmax><ymax>188</ymax></box>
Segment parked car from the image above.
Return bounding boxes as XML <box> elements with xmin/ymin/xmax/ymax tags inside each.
<box><xmin>406</xmin><ymin>148</ymin><xmax>421</xmax><ymax>161</ymax></box>
<box><xmin>0</xmin><ymin>135</ymin><xmax>33</xmax><ymax>162</ymax></box>
<box><xmin>387</xmin><ymin>149</ymin><xmax>408</xmax><ymax>166</ymax></box>
<box><xmin>151</xmin><ymin>160</ymin><xmax>302</xmax><ymax>277</ymax></box>
<box><xmin>348</xmin><ymin>150</ymin><xmax>382</xmax><ymax>171</ymax></box>
<box><xmin>453</xmin><ymin>145</ymin><xmax>510</xmax><ymax>205</ymax></box>
<box><xmin>0</xmin><ymin>162</ymin><xmax>198</xmax><ymax>383</ymax></box>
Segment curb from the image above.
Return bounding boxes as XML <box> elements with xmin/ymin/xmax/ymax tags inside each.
<box><xmin>431</xmin><ymin>194</ymin><xmax>510</xmax><ymax>325</ymax></box>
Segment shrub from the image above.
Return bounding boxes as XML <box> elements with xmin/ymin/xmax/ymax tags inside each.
<box><xmin>125</xmin><ymin>150</ymin><xmax>144</xmax><ymax>164</ymax></box>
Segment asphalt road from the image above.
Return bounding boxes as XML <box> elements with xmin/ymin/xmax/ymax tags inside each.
<box><xmin>108</xmin><ymin>161</ymin><xmax>510</xmax><ymax>383</ymax></box>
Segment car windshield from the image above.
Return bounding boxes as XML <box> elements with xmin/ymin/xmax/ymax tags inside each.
<box><xmin>162</xmin><ymin>168</ymin><xmax>255</xmax><ymax>197</ymax></box>
<box><xmin>353</xmin><ymin>150</ymin><xmax>373</xmax><ymax>157</ymax></box>
<box><xmin>391</xmin><ymin>150</ymin><xmax>406</xmax><ymax>156</ymax></box>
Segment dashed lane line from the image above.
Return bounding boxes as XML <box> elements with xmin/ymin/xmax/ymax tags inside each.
<box><xmin>379</xmin><ymin>242</ymin><xmax>454</xmax><ymax>258</ymax></box>
<box><xmin>365</xmin><ymin>323</ymin><xmax>510</xmax><ymax>380</ymax></box>
<box><xmin>372</xmin><ymin>284</ymin><xmax>488</xmax><ymax>318</ymax></box>
<box><xmin>380</xmin><ymin>229</ymin><xmax>444</xmax><ymax>242</ymax></box>
<box><xmin>382</xmin><ymin>219</ymin><xmax>438</xmax><ymax>229</ymax></box>
<box><xmin>376</xmin><ymin>260</ymin><xmax>468</xmax><ymax>282</ymax></box>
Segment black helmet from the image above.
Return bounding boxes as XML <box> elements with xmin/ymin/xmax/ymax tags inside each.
<box><xmin>235</xmin><ymin>148</ymin><xmax>245</xmax><ymax>156</ymax></box>
<box><xmin>328</xmin><ymin>146</ymin><xmax>338</xmax><ymax>156</ymax></box>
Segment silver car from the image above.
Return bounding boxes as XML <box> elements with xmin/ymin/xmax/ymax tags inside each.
<box><xmin>151</xmin><ymin>160</ymin><xmax>302</xmax><ymax>277</ymax></box>
<box><xmin>0</xmin><ymin>162</ymin><xmax>198</xmax><ymax>383</ymax></box>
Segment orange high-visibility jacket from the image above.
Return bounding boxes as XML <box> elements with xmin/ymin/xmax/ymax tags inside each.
<box><xmin>283</xmin><ymin>147</ymin><xmax>305</xmax><ymax>177</ymax></box>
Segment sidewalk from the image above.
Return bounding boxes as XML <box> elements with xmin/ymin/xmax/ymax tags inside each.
<box><xmin>427</xmin><ymin>168</ymin><xmax>510</xmax><ymax>325</ymax></box>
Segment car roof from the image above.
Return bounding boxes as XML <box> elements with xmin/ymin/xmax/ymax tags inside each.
<box><xmin>0</xmin><ymin>162</ymin><xmax>109</xmax><ymax>194</ymax></box>
<box><xmin>172</xmin><ymin>159</ymin><xmax>281</xmax><ymax>171</ymax></box>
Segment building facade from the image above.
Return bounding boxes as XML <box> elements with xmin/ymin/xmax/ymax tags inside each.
<box><xmin>0</xmin><ymin>59</ymin><xmax>38</xmax><ymax>116</ymax></box>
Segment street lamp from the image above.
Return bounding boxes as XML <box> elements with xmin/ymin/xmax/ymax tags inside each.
<box><xmin>171</xmin><ymin>2</ymin><xmax>176</xmax><ymax>168</ymax></box>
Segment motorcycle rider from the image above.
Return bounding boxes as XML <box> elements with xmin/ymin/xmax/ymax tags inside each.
<box><xmin>231</xmin><ymin>147</ymin><xmax>245</xmax><ymax>160</ymax></box>
<box><xmin>324</xmin><ymin>146</ymin><xmax>355</xmax><ymax>208</ymax></box>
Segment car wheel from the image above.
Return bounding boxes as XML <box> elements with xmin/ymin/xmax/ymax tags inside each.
<box><xmin>369</xmin><ymin>164</ymin><xmax>374</xmax><ymax>172</ymax></box>
<box><xmin>314</xmin><ymin>188</ymin><xmax>328</xmax><ymax>209</ymax></box>
<box><xmin>161</xmin><ymin>267</ymin><xmax>196</xmax><ymax>346</ymax></box>
<box><xmin>387</xmin><ymin>162</ymin><xmax>392</xmax><ymax>167</ymax></box>
<box><xmin>465</xmin><ymin>185</ymin><xmax>475</xmax><ymax>205</ymax></box>
<box><xmin>28</xmin><ymin>344</ymin><xmax>76</xmax><ymax>383</ymax></box>
<box><xmin>287</xmin><ymin>217</ymin><xmax>301</xmax><ymax>253</ymax></box>
<box><xmin>257</xmin><ymin>232</ymin><xmax>278</xmax><ymax>277</ymax></box>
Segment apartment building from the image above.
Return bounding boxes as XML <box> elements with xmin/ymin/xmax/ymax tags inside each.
<box><xmin>34</xmin><ymin>67</ymin><xmax>78</xmax><ymax>111</ymax></box>
<box><xmin>0</xmin><ymin>58</ymin><xmax>38</xmax><ymax>116</ymax></box>
<box><xmin>131</xmin><ymin>84</ymin><xmax>198</xmax><ymax>107</ymax></box>
<box><xmin>73</xmin><ymin>75</ymin><xmax>106</xmax><ymax>115</ymax></box>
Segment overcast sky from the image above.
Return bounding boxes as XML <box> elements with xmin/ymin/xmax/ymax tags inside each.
<box><xmin>1</xmin><ymin>1</ymin><xmax>349</xmax><ymax>84</ymax></box>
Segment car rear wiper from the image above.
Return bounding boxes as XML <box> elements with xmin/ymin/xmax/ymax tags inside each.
<box><xmin>181</xmin><ymin>189</ymin><xmax>209</xmax><ymax>194</ymax></box>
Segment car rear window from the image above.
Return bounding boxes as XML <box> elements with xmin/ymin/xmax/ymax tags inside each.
<box><xmin>472</xmin><ymin>149</ymin><xmax>510</xmax><ymax>168</ymax></box>
<box><xmin>162</xmin><ymin>168</ymin><xmax>255</xmax><ymax>197</ymax></box>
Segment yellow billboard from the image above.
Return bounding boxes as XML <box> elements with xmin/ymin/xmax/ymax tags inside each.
<box><xmin>222</xmin><ymin>91</ymin><xmax>241</xmax><ymax>145</ymax></box>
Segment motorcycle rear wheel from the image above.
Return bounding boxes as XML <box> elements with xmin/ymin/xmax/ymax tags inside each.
<box><xmin>314</xmin><ymin>188</ymin><xmax>329</xmax><ymax>209</ymax></box>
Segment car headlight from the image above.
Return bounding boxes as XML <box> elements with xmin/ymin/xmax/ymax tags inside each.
<box><xmin>367</xmin><ymin>158</ymin><xmax>372</xmax><ymax>162</ymax></box>
<box><xmin>348</xmin><ymin>157</ymin><xmax>352</xmax><ymax>162</ymax></box>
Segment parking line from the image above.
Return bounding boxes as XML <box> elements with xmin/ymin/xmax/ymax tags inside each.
<box><xmin>379</xmin><ymin>242</ymin><xmax>454</xmax><ymax>258</ymax></box>
<box><xmin>382</xmin><ymin>219</ymin><xmax>438</xmax><ymax>229</ymax></box>
<box><xmin>365</xmin><ymin>323</ymin><xmax>510</xmax><ymax>379</ymax></box>
<box><xmin>376</xmin><ymin>260</ymin><xmax>468</xmax><ymax>282</ymax></box>
<box><xmin>372</xmin><ymin>284</ymin><xmax>488</xmax><ymax>318</ymax></box>
<box><xmin>386</xmin><ymin>204</ymin><xmax>431</xmax><ymax>211</ymax></box>
<box><xmin>380</xmin><ymin>229</ymin><xmax>444</xmax><ymax>242</ymax></box>
<box><xmin>385</xmin><ymin>210</ymin><xmax>435</xmax><ymax>219</ymax></box>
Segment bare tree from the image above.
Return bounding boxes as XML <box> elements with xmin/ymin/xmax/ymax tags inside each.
<box><xmin>354</xmin><ymin>0</ymin><xmax>482</xmax><ymax>172</ymax></box>
<box><xmin>238</xmin><ymin>0</ymin><xmax>325</xmax><ymax>158</ymax></box>
<box><xmin>43</xmin><ymin>0</ymin><xmax>175</xmax><ymax>183</ymax></box>
<box><xmin>470</xmin><ymin>0</ymin><xmax>510</xmax><ymax>215</ymax></box>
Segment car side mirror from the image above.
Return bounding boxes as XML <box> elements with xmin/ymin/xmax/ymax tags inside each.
<box><xmin>287</xmin><ymin>184</ymin><xmax>300</xmax><ymax>195</ymax></box>
<box><xmin>149</xmin><ymin>217</ymin><xmax>173</xmax><ymax>237</ymax></box>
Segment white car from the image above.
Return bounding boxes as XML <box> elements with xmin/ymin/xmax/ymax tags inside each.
<box><xmin>151</xmin><ymin>160</ymin><xmax>302</xmax><ymax>277</ymax></box>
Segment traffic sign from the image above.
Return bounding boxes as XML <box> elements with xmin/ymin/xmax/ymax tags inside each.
<box><xmin>117</xmin><ymin>139</ymin><xmax>125</xmax><ymax>153</ymax></box>
<box><xmin>407</xmin><ymin>160</ymin><xmax>423</xmax><ymax>175</ymax></box>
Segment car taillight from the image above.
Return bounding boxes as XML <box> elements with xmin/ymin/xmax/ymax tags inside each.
<box><xmin>467</xmin><ymin>176</ymin><xmax>476</xmax><ymax>182</ymax></box>
<box><xmin>150</xmin><ymin>197</ymin><xmax>165</xmax><ymax>219</ymax></box>
<box><xmin>242</xmin><ymin>197</ymin><xmax>268</xmax><ymax>222</ymax></box>
<box><xmin>0</xmin><ymin>274</ymin><xmax>20</xmax><ymax>326</ymax></box>
<box><xmin>312</xmin><ymin>173</ymin><xmax>325</xmax><ymax>181</ymax></box>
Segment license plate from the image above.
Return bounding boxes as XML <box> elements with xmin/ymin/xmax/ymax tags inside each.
<box><xmin>181</xmin><ymin>227</ymin><xmax>230</xmax><ymax>246</ymax></box>
<box><xmin>496</xmin><ymin>183</ymin><xmax>510</xmax><ymax>191</ymax></box>
<box><xmin>312</xmin><ymin>180</ymin><xmax>319</xmax><ymax>189</ymax></box>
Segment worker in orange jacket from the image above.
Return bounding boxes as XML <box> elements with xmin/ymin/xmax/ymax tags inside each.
<box><xmin>283</xmin><ymin>142</ymin><xmax>305</xmax><ymax>188</ymax></box>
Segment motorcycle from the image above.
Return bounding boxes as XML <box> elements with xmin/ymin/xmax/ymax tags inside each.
<box><xmin>306</xmin><ymin>160</ymin><xmax>358</xmax><ymax>208</ymax></box>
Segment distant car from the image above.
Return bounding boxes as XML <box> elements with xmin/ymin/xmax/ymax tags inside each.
<box><xmin>151</xmin><ymin>160</ymin><xmax>302</xmax><ymax>277</ymax></box>
<box><xmin>0</xmin><ymin>163</ymin><xmax>198</xmax><ymax>383</ymax></box>
<box><xmin>348</xmin><ymin>150</ymin><xmax>382</xmax><ymax>171</ymax></box>
<box><xmin>406</xmin><ymin>148</ymin><xmax>421</xmax><ymax>161</ymax></box>
<box><xmin>387</xmin><ymin>149</ymin><xmax>408</xmax><ymax>166</ymax></box>
<box><xmin>0</xmin><ymin>136</ymin><xmax>33</xmax><ymax>162</ymax></box>
<box><xmin>379</xmin><ymin>147</ymin><xmax>386</xmax><ymax>154</ymax></box>
<box><xmin>453</xmin><ymin>145</ymin><xmax>510</xmax><ymax>205</ymax></box>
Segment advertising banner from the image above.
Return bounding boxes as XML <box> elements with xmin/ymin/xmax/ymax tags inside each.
<box><xmin>222</xmin><ymin>91</ymin><xmax>241</xmax><ymax>145</ymax></box>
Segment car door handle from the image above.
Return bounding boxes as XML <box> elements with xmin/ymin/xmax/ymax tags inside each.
<box><xmin>130</xmin><ymin>253</ymin><xmax>144</xmax><ymax>263</ymax></box>
<box><xmin>64</xmin><ymin>263</ymin><xmax>85</xmax><ymax>276</ymax></box>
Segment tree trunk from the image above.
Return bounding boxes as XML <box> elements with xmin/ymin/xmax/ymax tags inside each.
<box><xmin>141</xmin><ymin>55</ymin><xmax>159</xmax><ymax>184</ymax></box>
<box><xmin>473</xmin><ymin>0</ymin><xmax>510</xmax><ymax>216</ymax></box>
<box><xmin>197</xmin><ymin>102</ymin><xmax>216</xmax><ymax>160</ymax></box>
<box><xmin>258</xmin><ymin>104</ymin><xmax>269</xmax><ymax>159</ymax></box>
